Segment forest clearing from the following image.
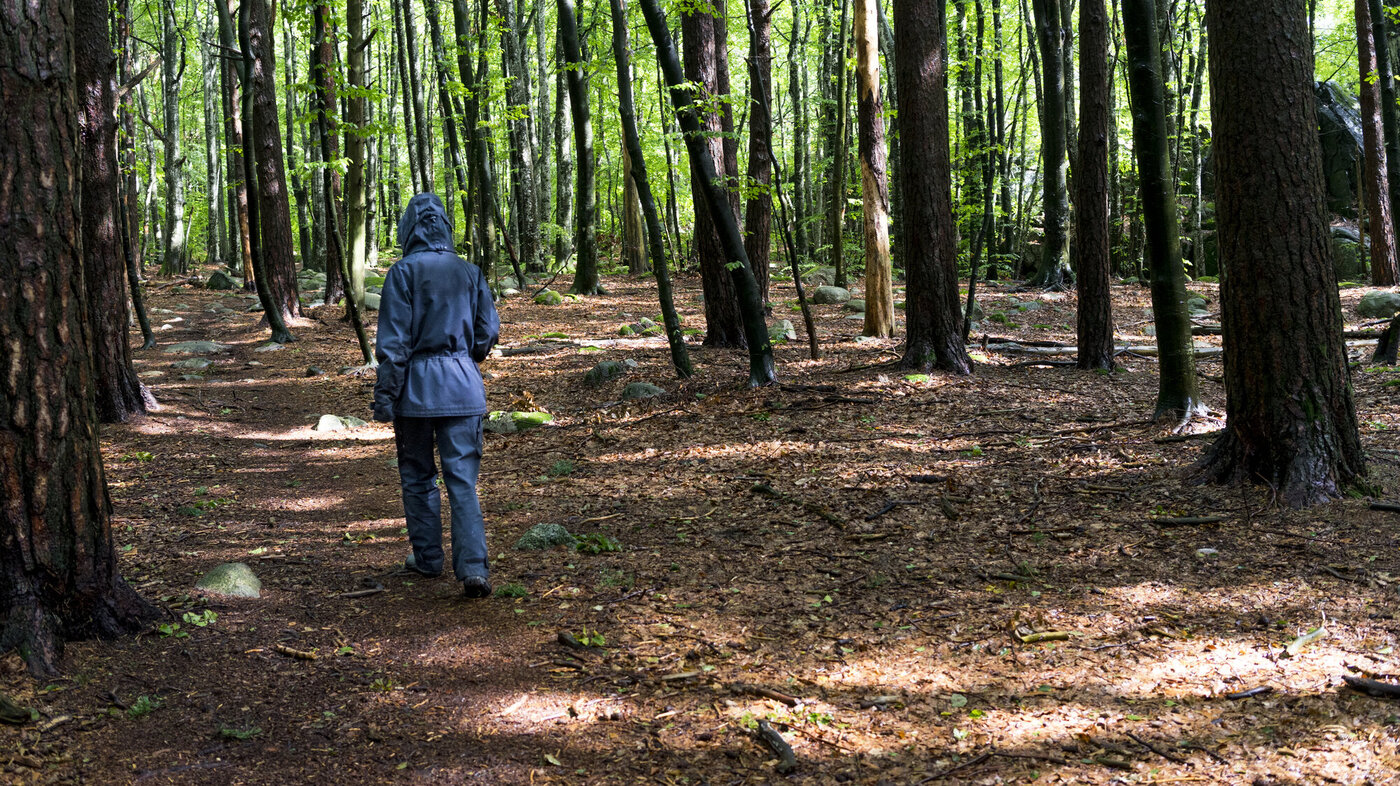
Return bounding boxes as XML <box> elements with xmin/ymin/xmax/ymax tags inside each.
<box><xmin>1</xmin><ymin>270</ymin><xmax>1399</xmax><ymax>784</ymax></box>
<box><xmin>7</xmin><ymin>0</ymin><xmax>1400</xmax><ymax>782</ymax></box>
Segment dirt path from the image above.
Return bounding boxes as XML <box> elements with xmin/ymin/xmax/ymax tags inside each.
<box><xmin>3</xmin><ymin>272</ymin><xmax>1400</xmax><ymax>784</ymax></box>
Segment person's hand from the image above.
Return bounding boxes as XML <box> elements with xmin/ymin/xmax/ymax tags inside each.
<box><xmin>371</xmin><ymin>402</ymin><xmax>394</xmax><ymax>423</ymax></box>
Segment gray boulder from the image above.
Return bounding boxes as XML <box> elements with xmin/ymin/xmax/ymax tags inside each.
<box><xmin>844</xmin><ymin>298</ymin><xmax>866</xmax><ymax>313</ymax></box>
<box><xmin>769</xmin><ymin>320</ymin><xmax>796</xmax><ymax>342</ymax></box>
<box><xmin>813</xmin><ymin>285</ymin><xmax>852</xmax><ymax>305</ymax></box>
<box><xmin>171</xmin><ymin>358</ymin><xmax>212</xmax><ymax>370</ymax></box>
<box><xmin>1358</xmin><ymin>290</ymin><xmax>1400</xmax><ymax>318</ymax></box>
<box><xmin>206</xmin><ymin>270</ymin><xmax>239</xmax><ymax>290</ymax></box>
<box><xmin>584</xmin><ymin>360</ymin><xmax>628</xmax><ymax>385</ymax></box>
<box><xmin>314</xmin><ymin>414</ymin><xmax>346</xmax><ymax>432</ymax></box>
<box><xmin>534</xmin><ymin>289</ymin><xmax>565</xmax><ymax>306</ymax></box>
<box><xmin>514</xmin><ymin>523</ymin><xmax>577</xmax><ymax>551</ymax></box>
<box><xmin>195</xmin><ymin>562</ymin><xmax>261</xmax><ymax>598</ymax></box>
<box><xmin>620</xmin><ymin>382</ymin><xmax>665</xmax><ymax>401</ymax></box>
<box><xmin>802</xmin><ymin>266</ymin><xmax>838</xmax><ymax>287</ymax></box>
<box><xmin>362</xmin><ymin>292</ymin><xmax>380</xmax><ymax>311</ymax></box>
<box><xmin>484</xmin><ymin>411</ymin><xmax>519</xmax><ymax>434</ymax></box>
<box><xmin>1186</xmin><ymin>295</ymin><xmax>1211</xmax><ymax>316</ymax></box>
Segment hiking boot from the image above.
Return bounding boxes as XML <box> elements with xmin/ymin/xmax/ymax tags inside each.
<box><xmin>404</xmin><ymin>554</ymin><xmax>443</xmax><ymax>579</ymax></box>
<box><xmin>462</xmin><ymin>576</ymin><xmax>492</xmax><ymax>599</ymax></box>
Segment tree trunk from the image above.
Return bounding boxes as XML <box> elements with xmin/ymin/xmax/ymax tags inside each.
<box><xmin>77</xmin><ymin>0</ymin><xmax>151</xmax><ymax>422</ymax></box>
<box><xmin>283</xmin><ymin>20</ymin><xmax>313</xmax><ymax>273</ymax></box>
<box><xmin>558</xmin><ymin>0</ymin><xmax>600</xmax><ymax>294</ymax></box>
<box><xmin>1193</xmin><ymin>0</ymin><xmax>1365</xmax><ymax>507</ymax></box>
<box><xmin>1368</xmin><ymin>0</ymin><xmax>1400</xmax><ymax>260</ymax></box>
<box><xmin>246</xmin><ymin>0</ymin><xmax>300</xmax><ymax>322</ymax></box>
<box><xmin>622</xmin><ymin>145</ymin><xmax>648</xmax><ymax>274</ymax></box>
<box><xmin>1122</xmin><ymin>0</ymin><xmax>1202</xmax><ymax>420</ymax></box>
<box><xmin>1360</xmin><ymin>0</ymin><xmax>1400</xmax><ymax>286</ymax></box>
<box><xmin>500</xmin><ymin>0</ymin><xmax>540</xmax><ymax>275</ymax></box>
<box><xmin>829</xmin><ymin>0</ymin><xmax>851</xmax><ymax>289</ymax></box>
<box><xmin>855</xmin><ymin>0</ymin><xmax>893</xmax><ymax>337</ymax></box>
<box><xmin>219</xmin><ymin>0</ymin><xmax>254</xmax><ymax>290</ymax></box>
<box><xmin>790</xmin><ymin>12</ymin><xmax>811</xmax><ymax>265</ymax></box>
<box><xmin>425</xmin><ymin>0</ymin><xmax>472</xmax><ymax>240</ymax></box>
<box><xmin>682</xmin><ymin>0</ymin><xmax>745</xmax><ymax>344</ymax></box>
<box><xmin>1029</xmin><ymin>0</ymin><xmax>1070</xmax><ymax>289</ymax></box>
<box><xmin>346</xmin><ymin>0</ymin><xmax>369</xmax><ymax>309</ymax></box>
<box><xmin>235</xmin><ymin>0</ymin><xmax>295</xmax><ymax>342</ymax></box>
<box><xmin>202</xmin><ymin>19</ymin><xmax>225</xmax><ymax>267</ymax></box>
<box><xmin>743</xmin><ymin>0</ymin><xmax>773</xmax><ymax>305</ymax></box>
<box><xmin>609</xmin><ymin>0</ymin><xmax>692</xmax><ymax>377</ymax></box>
<box><xmin>555</xmin><ymin>55</ymin><xmax>574</xmax><ymax>269</ymax></box>
<box><xmin>391</xmin><ymin>0</ymin><xmax>422</xmax><ymax>194</ymax></box>
<box><xmin>399</xmin><ymin>0</ymin><xmax>433</xmax><ymax>193</ymax></box>
<box><xmin>1</xmin><ymin>0</ymin><xmax>157</xmax><ymax>675</ymax></box>
<box><xmin>312</xmin><ymin>5</ymin><xmax>345</xmax><ymax>307</ymax></box>
<box><xmin>894</xmin><ymin>0</ymin><xmax>973</xmax><ymax>374</ymax></box>
<box><xmin>1074</xmin><ymin>0</ymin><xmax>1114</xmax><ymax>370</ymax></box>
<box><xmin>159</xmin><ymin>0</ymin><xmax>188</xmax><ymax>276</ymax></box>
<box><xmin>639</xmin><ymin>0</ymin><xmax>776</xmax><ymax>385</ymax></box>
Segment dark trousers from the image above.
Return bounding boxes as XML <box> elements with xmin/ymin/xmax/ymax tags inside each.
<box><xmin>394</xmin><ymin>415</ymin><xmax>487</xmax><ymax>581</ymax></box>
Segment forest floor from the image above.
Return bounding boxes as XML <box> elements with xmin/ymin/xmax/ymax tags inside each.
<box><xmin>3</xmin><ymin>267</ymin><xmax>1400</xmax><ymax>785</ymax></box>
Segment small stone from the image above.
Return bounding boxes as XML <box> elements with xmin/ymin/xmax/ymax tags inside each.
<box><xmin>584</xmin><ymin>360</ymin><xmax>629</xmax><ymax>385</ymax></box>
<box><xmin>253</xmin><ymin>342</ymin><xmax>284</xmax><ymax>353</ymax></box>
<box><xmin>247</xmin><ymin>303</ymin><xmax>264</xmax><ymax>313</ymax></box>
<box><xmin>245</xmin><ymin>360</ymin><xmax>264</xmax><ymax>367</ymax></box>
<box><xmin>500</xmin><ymin>288</ymin><xmax>521</xmax><ymax>297</ymax></box>
<box><xmin>1195</xmin><ymin>547</ymin><xmax>1220</xmax><ymax>560</ymax></box>
<box><xmin>195</xmin><ymin>562</ymin><xmax>261</xmax><ymax>598</ymax></box>
<box><xmin>314</xmin><ymin>414</ymin><xmax>346</xmax><ymax>432</ymax></box>
<box><xmin>769</xmin><ymin>320</ymin><xmax>796</xmax><ymax>342</ymax></box>
<box><xmin>171</xmin><ymin>358</ymin><xmax>212</xmax><ymax>370</ymax></box>
<box><xmin>514</xmin><ymin>523</ymin><xmax>577</xmax><ymax>551</ymax></box>
<box><xmin>341</xmin><ymin>416</ymin><xmax>367</xmax><ymax>428</ymax></box>
<box><xmin>638</xmin><ymin>316</ymin><xmax>657</xmax><ymax>329</ymax></box>
<box><xmin>534</xmin><ymin>289</ymin><xmax>565</xmax><ymax>306</ymax></box>
<box><xmin>306</xmin><ymin>366</ymin><xmax>326</xmax><ymax>377</ymax></box>
<box><xmin>162</xmin><ymin>340</ymin><xmax>230</xmax><ymax>355</ymax></box>
<box><xmin>138</xmin><ymin>370</ymin><xmax>164</xmax><ymax>379</ymax></box>
<box><xmin>812</xmin><ymin>285</ymin><xmax>852</xmax><ymax>305</ymax></box>
<box><xmin>179</xmin><ymin>374</ymin><xmax>205</xmax><ymax>381</ymax></box>
<box><xmin>844</xmin><ymin>298</ymin><xmax>866</xmax><ymax>312</ymax></box>
<box><xmin>620</xmin><ymin>382</ymin><xmax>665</xmax><ymax>401</ymax></box>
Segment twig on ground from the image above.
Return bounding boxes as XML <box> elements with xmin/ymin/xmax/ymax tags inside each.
<box><xmin>1370</xmin><ymin>501</ymin><xmax>1400</xmax><ymax>514</ymax></box>
<box><xmin>1125</xmin><ymin>730</ymin><xmax>1190</xmax><ymax>765</ymax></box>
<box><xmin>1221</xmin><ymin>686</ymin><xmax>1272</xmax><ymax>700</ymax></box>
<box><xmin>1342</xmin><ymin>674</ymin><xmax>1400</xmax><ymax>698</ymax></box>
<box><xmin>918</xmin><ymin>753</ymin><xmax>992</xmax><ymax>783</ymax></box>
<box><xmin>732</xmin><ymin>683</ymin><xmax>799</xmax><ymax>707</ymax></box>
<box><xmin>866</xmin><ymin>500</ymin><xmax>916</xmax><ymax>521</ymax></box>
<box><xmin>1151</xmin><ymin>515</ymin><xmax>1227</xmax><ymax>527</ymax></box>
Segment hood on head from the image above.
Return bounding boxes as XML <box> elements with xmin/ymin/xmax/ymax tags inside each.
<box><xmin>396</xmin><ymin>192</ymin><xmax>454</xmax><ymax>256</ymax></box>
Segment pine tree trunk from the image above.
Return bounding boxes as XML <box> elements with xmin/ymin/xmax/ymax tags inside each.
<box><xmin>1194</xmin><ymin>0</ymin><xmax>1365</xmax><ymax>507</ymax></box>
<box><xmin>1029</xmin><ymin>0</ymin><xmax>1069</xmax><ymax>289</ymax></box>
<box><xmin>855</xmin><ymin>0</ymin><xmax>893</xmax><ymax>337</ymax></box>
<box><xmin>1</xmin><ymin>0</ymin><xmax>157</xmax><ymax>675</ymax></box>
<box><xmin>77</xmin><ymin>0</ymin><xmax>151</xmax><ymax>422</ymax></box>
<box><xmin>1122</xmin><ymin>0</ymin><xmax>1202</xmax><ymax>420</ymax></box>
<box><xmin>1074</xmin><ymin>0</ymin><xmax>1114</xmax><ymax>370</ymax></box>
<box><xmin>681</xmin><ymin>2</ymin><xmax>745</xmax><ymax>344</ymax></box>
<box><xmin>894</xmin><ymin>0</ymin><xmax>973</xmax><ymax>374</ymax></box>
<box><xmin>1360</xmin><ymin>0</ymin><xmax>1400</xmax><ymax>286</ymax></box>
<box><xmin>640</xmin><ymin>0</ymin><xmax>776</xmax><ymax>384</ymax></box>
<box><xmin>743</xmin><ymin>0</ymin><xmax>774</xmax><ymax>305</ymax></box>
<box><xmin>246</xmin><ymin>0</ymin><xmax>300</xmax><ymax>321</ymax></box>
<box><xmin>610</xmin><ymin>0</ymin><xmax>692</xmax><ymax>377</ymax></box>
<box><xmin>1368</xmin><ymin>0</ymin><xmax>1400</xmax><ymax>259</ymax></box>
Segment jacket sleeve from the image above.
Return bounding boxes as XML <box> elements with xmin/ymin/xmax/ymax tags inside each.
<box><xmin>372</xmin><ymin>265</ymin><xmax>413</xmax><ymax>420</ymax></box>
<box><xmin>471</xmin><ymin>270</ymin><xmax>500</xmax><ymax>363</ymax></box>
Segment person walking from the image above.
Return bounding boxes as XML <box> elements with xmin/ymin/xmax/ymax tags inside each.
<box><xmin>372</xmin><ymin>193</ymin><xmax>500</xmax><ymax>598</ymax></box>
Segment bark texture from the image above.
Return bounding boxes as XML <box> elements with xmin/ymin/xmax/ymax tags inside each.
<box><xmin>742</xmin><ymin>0</ymin><xmax>773</xmax><ymax>304</ymax></box>
<box><xmin>1358</xmin><ymin>0</ymin><xmax>1400</xmax><ymax>286</ymax></box>
<box><xmin>77</xmin><ymin>0</ymin><xmax>150</xmax><ymax>421</ymax></box>
<box><xmin>1074</xmin><ymin>0</ymin><xmax>1114</xmax><ymax>370</ymax></box>
<box><xmin>1</xmin><ymin>0</ymin><xmax>156</xmax><ymax>674</ymax></box>
<box><xmin>1194</xmin><ymin>0</ymin><xmax>1366</xmax><ymax>507</ymax></box>
<box><xmin>247</xmin><ymin>0</ymin><xmax>299</xmax><ymax>320</ymax></box>
<box><xmin>894</xmin><ymin>0</ymin><xmax>972</xmax><ymax>374</ymax></box>
<box><xmin>1029</xmin><ymin>0</ymin><xmax>1069</xmax><ymax>289</ymax></box>
<box><xmin>855</xmin><ymin>0</ymin><xmax>893</xmax><ymax>337</ymax></box>
<box><xmin>558</xmin><ymin>0</ymin><xmax>600</xmax><ymax>294</ymax></box>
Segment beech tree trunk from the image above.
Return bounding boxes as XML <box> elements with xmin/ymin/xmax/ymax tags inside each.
<box><xmin>855</xmin><ymin>0</ymin><xmax>893</xmax><ymax>337</ymax></box>
<box><xmin>1</xmin><ymin>0</ymin><xmax>157</xmax><ymax>675</ymax></box>
<box><xmin>1194</xmin><ymin>0</ymin><xmax>1365</xmax><ymax>507</ymax></box>
<box><xmin>640</xmin><ymin>0</ymin><xmax>776</xmax><ymax>385</ymax></box>
<box><xmin>346</xmin><ymin>0</ymin><xmax>369</xmax><ymax>309</ymax></box>
<box><xmin>500</xmin><ymin>0</ymin><xmax>539</xmax><ymax>275</ymax></box>
<box><xmin>743</xmin><ymin>0</ymin><xmax>773</xmax><ymax>305</ymax></box>
<box><xmin>894</xmin><ymin>0</ymin><xmax>973</xmax><ymax>375</ymax></box>
<box><xmin>1029</xmin><ymin>0</ymin><xmax>1069</xmax><ymax>289</ymax></box>
<box><xmin>158</xmin><ymin>0</ymin><xmax>188</xmax><ymax>276</ymax></box>
<box><xmin>1122</xmin><ymin>0</ymin><xmax>1203</xmax><ymax>420</ymax></box>
<box><xmin>558</xmin><ymin>0</ymin><xmax>600</xmax><ymax>294</ymax></box>
<box><xmin>77</xmin><ymin>0</ymin><xmax>150</xmax><ymax>422</ymax></box>
<box><xmin>683</xmin><ymin>0</ymin><xmax>745</xmax><ymax>345</ymax></box>
<box><xmin>1359</xmin><ymin>0</ymin><xmax>1400</xmax><ymax>286</ymax></box>
<box><xmin>311</xmin><ymin>5</ymin><xmax>345</xmax><ymax>307</ymax></box>
<box><xmin>622</xmin><ymin>145</ymin><xmax>648</xmax><ymax>274</ymax></box>
<box><xmin>1074</xmin><ymin>0</ymin><xmax>1114</xmax><ymax>370</ymax></box>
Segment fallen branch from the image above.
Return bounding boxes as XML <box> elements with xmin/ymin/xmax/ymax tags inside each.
<box><xmin>1221</xmin><ymin>686</ymin><xmax>1272</xmax><ymax>700</ymax></box>
<box><xmin>274</xmin><ymin>644</ymin><xmax>317</xmax><ymax>661</ymax></box>
<box><xmin>865</xmin><ymin>500</ymin><xmax>916</xmax><ymax>521</ymax></box>
<box><xmin>732</xmin><ymin>683</ymin><xmax>799</xmax><ymax>707</ymax></box>
<box><xmin>336</xmin><ymin>587</ymin><xmax>387</xmax><ymax>599</ymax></box>
<box><xmin>1342</xmin><ymin>674</ymin><xmax>1400</xmax><ymax>698</ymax></box>
<box><xmin>755</xmin><ymin>720</ymin><xmax>798</xmax><ymax>773</ymax></box>
<box><xmin>1369</xmin><ymin>501</ymin><xmax>1400</xmax><ymax>514</ymax></box>
<box><xmin>918</xmin><ymin>753</ymin><xmax>991</xmax><ymax>783</ymax></box>
<box><xmin>1151</xmin><ymin>515</ymin><xmax>1227</xmax><ymax>527</ymax></box>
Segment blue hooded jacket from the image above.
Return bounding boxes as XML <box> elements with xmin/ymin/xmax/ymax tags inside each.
<box><xmin>372</xmin><ymin>193</ymin><xmax>499</xmax><ymax>420</ymax></box>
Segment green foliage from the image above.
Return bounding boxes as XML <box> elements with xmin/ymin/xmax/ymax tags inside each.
<box><xmin>547</xmin><ymin>459</ymin><xmax>575</xmax><ymax>477</ymax></box>
<box><xmin>127</xmin><ymin>695</ymin><xmax>163</xmax><ymax>719</ymax></box>
<box><xmin>219</xmin><ymin>724</ymin><xmax>262</xmax><ymax>740</ymax></box>
<box><xmin>495</xmin><ymin>582</ymin><xmax>529</xmax><ymax>598</ymax></box>
<box><xmin>575</xmin><ymin>533</ymin><xmax>621</xmax><ymax>554</ymax></box>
